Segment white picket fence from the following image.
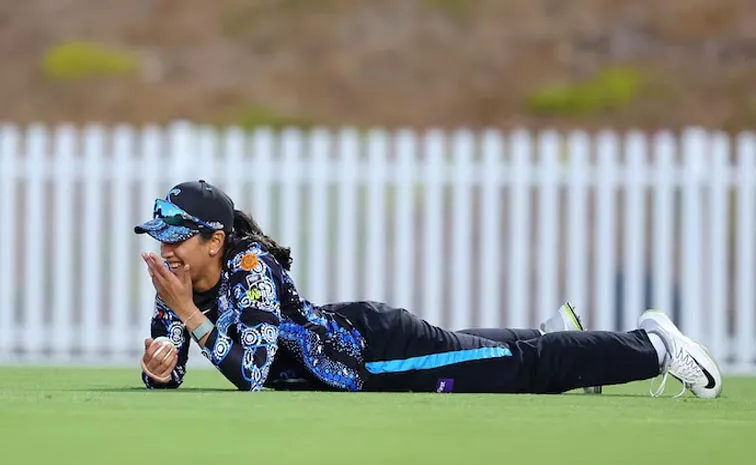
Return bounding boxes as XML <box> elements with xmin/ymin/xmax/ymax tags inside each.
<box><xmin>0</xmin><ymin>122</ymin><xmax>754</xmax><ymax>373</ymax></box>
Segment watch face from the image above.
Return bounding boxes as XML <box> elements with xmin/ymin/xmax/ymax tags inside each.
<box><xmin>192</xmin><ymin>320</ymin><xmax>214</xmax><ymax>342</ymax></box>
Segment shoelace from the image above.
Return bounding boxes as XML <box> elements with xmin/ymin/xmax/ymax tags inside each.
<box><xmin>649</xmin><ymin>344</ymin><xmax>702</xmax><ymax>398</ymax></box>
<box><xmin>649</xmin><ymin>370</ymin><xmax>687</xmax><ymax>398</ymax></box>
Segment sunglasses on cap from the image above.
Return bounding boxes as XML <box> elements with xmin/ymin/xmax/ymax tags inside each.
<box><xmin>153</xmin><ymin>199</ymin><xmax>222</xmax><ymax>231</ymax></box>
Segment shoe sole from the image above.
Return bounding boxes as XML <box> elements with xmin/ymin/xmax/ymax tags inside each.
<box><xmin>561</xmin><ymin>303</ymin><xmax>603</xmax><ymax>395</ymax></box>
<box><xmin>561</xmin><ymin>302</ymin><xmax>584</xmax><ymax>331</ymax></box>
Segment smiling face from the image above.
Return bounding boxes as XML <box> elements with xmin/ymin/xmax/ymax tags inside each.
<box><xmin>160</xmin><ymin>231</ymin><xmax>226</xmax><ymax>291</ymax></box>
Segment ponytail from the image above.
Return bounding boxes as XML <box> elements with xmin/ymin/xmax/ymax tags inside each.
<box><xmin>226</xmin><ymin>210</ymin><xmax>293</xmax><ymax>270</ymax></box>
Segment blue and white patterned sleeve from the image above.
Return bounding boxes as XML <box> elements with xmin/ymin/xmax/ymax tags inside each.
<box><xmin>200</xmin><ymin>247</ymin><xmax>281</xmax><ymax>391</ymax></box>
<box><xmin>142</xmin><ymin>296</ymin><xmax>190</xmax><ymax>389</ymax></box>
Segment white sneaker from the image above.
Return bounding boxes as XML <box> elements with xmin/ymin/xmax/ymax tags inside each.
<box><xmin>638</xmin><ymin>310</ymin><xmax>722</xmax><ymax>399</ymax></box>
<box><xmin>540</xmin><ymin>301</ymin><xmax>585</xmax><ymax>333</ymax></box>
<box><xmin>540</xmin><ymin>302</ymin><xmax>602</xmax><ymax>395</ymax></box>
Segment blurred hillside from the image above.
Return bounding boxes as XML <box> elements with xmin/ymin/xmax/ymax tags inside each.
<box><xmin>2</xmin><ymin>0</ymin><xmax>756</xmax><ymax>130</ymax></box>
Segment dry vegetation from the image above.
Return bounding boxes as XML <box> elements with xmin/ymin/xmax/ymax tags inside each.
<box><xmin>1</xmin><ymin>0</ymin><xmax>755</xmax><ymax>130</ymax></box>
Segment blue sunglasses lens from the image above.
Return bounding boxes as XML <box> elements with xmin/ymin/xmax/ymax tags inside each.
<box><xmin>154</xmin><ymin>200</ymin><xmax>199</xmax><ymax>228</ymax></box>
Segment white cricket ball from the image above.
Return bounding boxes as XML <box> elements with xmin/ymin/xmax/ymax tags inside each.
<box><xmin>152</xmin><ymin>336</ymin><xmax>177</xmax><ymax>359</ymax></box>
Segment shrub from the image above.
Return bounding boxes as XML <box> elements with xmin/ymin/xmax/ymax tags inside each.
<box><xmin>526</xmin><ymin>67</ymin><xmax>642</xmax><ymax>115</ymax></box>
<box><xmin>42</xmin><ymin>41</ymin><xmax>139</xmax><ymax>81</ymax></box>
<box><xmin>234</xmin><ymin>105</ymin><xmax>315</xmax><ymax>130</ymax></box>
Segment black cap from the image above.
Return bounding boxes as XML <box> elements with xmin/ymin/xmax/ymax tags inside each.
<box><xmin>134</xmin><ymin>180</ymin><xmax>235</xmax><ymax>244</ymax></box>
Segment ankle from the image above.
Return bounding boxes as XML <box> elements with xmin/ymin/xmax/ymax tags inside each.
<box><xmin>646</xmin><ymin>330</ymin><xmax>671</xmax><ymax>373</ymax></box>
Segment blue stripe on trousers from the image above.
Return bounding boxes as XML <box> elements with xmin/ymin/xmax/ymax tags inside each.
<box><xmin>364</xmin><ymin>346</ymin><xmax>512</xmax><ymax>374</ymax></box>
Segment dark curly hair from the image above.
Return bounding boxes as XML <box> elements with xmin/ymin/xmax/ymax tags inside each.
<box><xmin>201</xmin><ymin>210</ymin><xmax>292</xmax><ymax>270</ymax></box>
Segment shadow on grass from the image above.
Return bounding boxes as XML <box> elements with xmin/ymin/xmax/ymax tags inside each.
<box><xmin>65</xmin><ymin>387</ymin><xmax>240</xmax><ymax>393</ymax></box>
<box><xmin>63</xmin><ymin>388</ymin><xmax>661</xmax><ymax>398</ymax></box>
<box><xmin>569</xmin><ymin>393</ymin><xmax>655</xmax><ymax>398</ymax></box>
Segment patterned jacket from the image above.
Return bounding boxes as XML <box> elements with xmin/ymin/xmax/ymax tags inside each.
<box><xmin>141</xmin><ymin>241</ymin><xmax>367</xmax><ymax>391</ymax></box>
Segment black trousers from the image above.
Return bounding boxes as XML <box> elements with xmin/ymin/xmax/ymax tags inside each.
<box><xmin>328</xmin><ymin>301</ymin><xmax>660</xmax><ymax>394</ymax></box>
<box><xmin>457</xmin><ymin>327</ymin><xmax>543</xmax><ymax>344</ymax></box>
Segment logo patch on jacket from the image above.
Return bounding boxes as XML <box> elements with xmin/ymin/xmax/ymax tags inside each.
<box><xmin>436</xmin><ymin>378</ymin><xmax>455</xmax><ymax>393</ymax></box>
<box><xmin>240</xmin><ymin>253</ymin><xmax>260</xmax><ymax>271</ymax></box>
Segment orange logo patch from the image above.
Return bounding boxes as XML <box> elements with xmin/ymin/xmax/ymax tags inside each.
<box><xmin>240</xmin><ymin>253</ymin><xmax>259</xmax><ymax>271</ymax></box>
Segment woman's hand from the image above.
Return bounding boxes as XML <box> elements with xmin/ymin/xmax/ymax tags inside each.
<box><xmin>141</xmin><ymin>337</ymin><xmax>178</xmax><ymax>384</ymax></box>
<box><xmin>141</xmin><ymin>252</ymin><xmax>196</xmax><ymax>321</ymax></box>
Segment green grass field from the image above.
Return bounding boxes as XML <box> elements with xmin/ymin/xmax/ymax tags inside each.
<box><xmin>1</xmin><ymin>368</ymin><xmax>754</xmax><ymax>465</ymax></box>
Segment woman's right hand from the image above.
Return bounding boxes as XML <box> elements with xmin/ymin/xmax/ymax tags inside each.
<box><xmin>141</xmin><ymin>337</ymin><xmax>178</xmax><ymax>384</ymax></box>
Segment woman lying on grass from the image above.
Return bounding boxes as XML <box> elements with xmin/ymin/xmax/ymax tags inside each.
<box><xmin>135</xmin><ymin>179</ymin><xmax>721</xmax><ymax>399</ymax></box>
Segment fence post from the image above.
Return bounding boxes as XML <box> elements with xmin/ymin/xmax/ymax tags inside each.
<box><xmin>0</xmin><ymin>125</ymin><xmax>19</xmax><ymax>359</ymax></box>
<box><xmin>736</xmin><ymin>132</ymin><xmax>756</xmax><ymax>370</ymax></box>
<box><xmin>450</xmin><ymin>129</ymin><xmax>475</xmax><ymax>330</ymax></box>
<box><xmin>622</xmin><ymin>131</ymin><xmax>647</xmax><ymax>331</ymax></box>
<box><xmin>479</xmin><ymin>129</ymin><xmax>504</xmax><ymax>328</ymax></box>
<box><xmin>23</xmin><ymin>124</ymin><xmax>47</xmax><ymax>359</ymax></box>
<box><xmin>110</xmin><ymin>124</ymin><xmax>135</xmax><ymax>358</ymax></box>
<box><xmin>507</xmin><ymin>130</ymin><xmax>532</xmax><ymax>329</ymax></box>
<box><xmin>651</xmin><ymin>132</ymin><xmax>676</xmax><ymax>325</ymax></box>
<box><xmin>50</xmin><ymin>125</ymin><xmax>77</xmax><ymax>361</ymax></box>
<box><xmin>392</xmin><ymin>129</ymin><xmax>417</xmax><ymax>312</ymax></box>
<box><xmin>421</xmin><ymin>129</ymin><xmax>445</xmax><ymax>326</ymax></box>
<box><xmin>306</xmin><ymin>128</ymin><xmax>331</xmax><ymax>304</ymax></box>
<box><xmin>536</xmin><ymin>130</ymin><xmax>560</xmax><ymax>326</ymax></box>
<box><xmin>594</xmin><ymin>130</ymin><xmax>619</xmax><ymax>330</ymax></box>
<box><xmin>364</xmin><ymin>129</ymin><xmax>389</xmax><ymax>301</ymax></box>
<box><xmin>708</xmin><ymin>131</ymin><xmax>730</xmax><ymax>364</ymax></box>
<box><xmin>565</xmin><ymin>131</ymin><xmax>590</xmax><ymax>317</ymax></box>
<box><xmin>336</xmin><ymin>128</ymin><xmax>359</xmax><ymax>302</ymax></box>
<box><xmin>680</xmin><ymin>128</ymin><xmax>706</xmax><ymax>340</ymax></box>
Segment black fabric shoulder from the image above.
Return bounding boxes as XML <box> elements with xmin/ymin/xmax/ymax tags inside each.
<box><xmin>223</xmin><ymin>238</ymin><xmax>269</xmax><ymax>268</ymax></box>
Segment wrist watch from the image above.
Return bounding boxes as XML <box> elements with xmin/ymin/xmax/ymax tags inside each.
<box><xmin>191</xmin><ymin>319</ymin><xmax>215</xmax><ymax>343</ymax></box>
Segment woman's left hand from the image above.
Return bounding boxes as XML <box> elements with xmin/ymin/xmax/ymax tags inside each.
<box><xmin>142</xmin><ymin>252</ymin><xmax>195</xmax><ymax>320</ymax></box>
